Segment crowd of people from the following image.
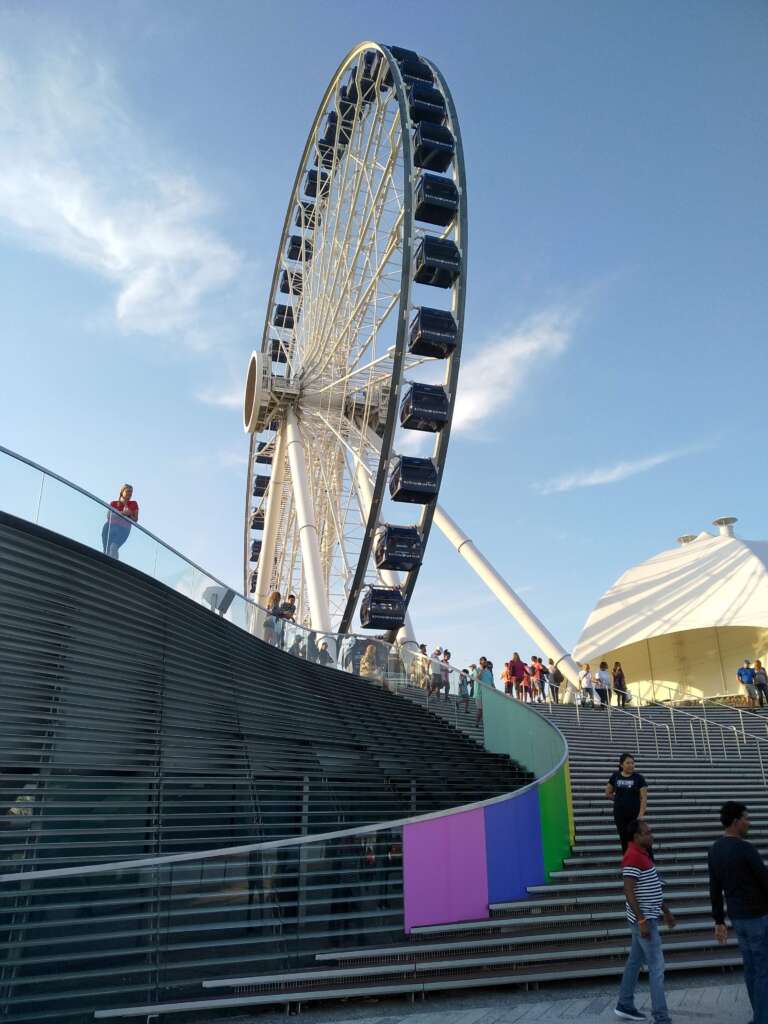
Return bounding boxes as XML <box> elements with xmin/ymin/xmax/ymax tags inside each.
<box><xmin>606</xmin><ymin>752</ymin><xmax>768</xmax><ymax>1024</ymax></box>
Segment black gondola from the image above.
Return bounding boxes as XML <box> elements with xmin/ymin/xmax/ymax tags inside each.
<box><xmin>279</xmin><ymin>269</ymin><xmax>303</xmax><ymax>296</ymax></box>
<box><xmin>304</xmin><ymin>168</ymin><xmax>329</xmax><ymax>199</ymax></box>
<box><xmin>385</xmin><ymin>45</ymin><xmax>434</xmax><ymax>87</ymax></box>
<box><xmin>250</xmin><ymin>510</ymin><xmax>265</xmax><ymax>531</ymax></box>
<box><xmin>413</xmin><ymin>121</ymin><xmax>455</xmax><ymax>173</ymax></box>
<box><xmin>414</xmin><ymin>173</ymin><xmax>459</xmax><ymax>227</ymax></box>
<box><xmin>413</xmin><ymin>236</ymin><xmax>461</xmax><ymax>289</ymax></box>
<box><xmin>408</xmin><ymin>307</ymin><xmax>458</xmax><ymax>359</ymax></box>
<box><xmin>255</xmin><ymin>443</ymin><xmax>272</xmax><ymax>466</ymax></box>
<box><xmin>253</xmin><ymin>474</ymin><xmax>270</xmax><ymax>498</ymax></box>
<box><xmin>360</xmin><ymin>586</ymin><xmax>407</xmax><ymax>630</ymax></box>
<box><xmin>374</xmin><ymin>525</ymin><xmax>422</xmax><ymax>572</ymax></box>
<box><xmin>248</xmin><ymin>570</ymin><xmax>258</xmax><ymax>594</ymax></box>
<box><xmin>273</xmin><ymin>304</ymin><xmax>294</xmax><ymax>329</ymax></box>
<box><xmin>270</xmin><ymin>338</ymin><xmax>288</xmax><ymax>364</ymax></box>
<box><xmin>286</xmin><ymin>235</ymin><xmax>313</xmax><ymax>262</ymax></box>
<box><xmin>294</xmin><ymin>203</ymin><xmax>319</xmax><ymax>230</ymax></box>
<box><xmin>407</xmin><ymin>81</ymin><xmax>447</xmax><ymax>125</ymax></box>
<box><xmin>388</xmin><ymin>455</ymin><xmax>438</xmax><ymax>504</ymax></box>
<box><xmin>250</xmin><ymin>540</ymin><xmax>262</xmax><ymax>563</ymax></box>
<box><xmin>399</xmin><ymin>382</ymin><xmax>450</xmax><ymax>432</ymax></box>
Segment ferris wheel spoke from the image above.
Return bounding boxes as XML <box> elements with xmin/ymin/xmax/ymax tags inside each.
<box><xmin>304</xmin><ymin>112</ymin><xmax>402</xmax><ymax>378</ymax></box>
<box><xmin>300</xmin><ymin>87</ymin><xmax>393</xmax><ymax>376</ymax></box>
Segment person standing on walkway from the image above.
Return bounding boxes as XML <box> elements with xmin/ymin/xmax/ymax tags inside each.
<box><xmin>596</xmin><ymin>661</ymin><xmax>612</xmax><ymax>708</ymax></box>
<box><xmin>613</xmin><ymin>661</ymin><xmax>629</xmax><ymax>708</ymax></box>
<box><xmin>579</xmin><ymin>663</ymin><xmax>597</xmax><ymax>706</ymax></box>
<box><xmin>708</xmin><ymin>801</ymin><xmax>768</xmax><ymax>1024</ymax></box>
<box><xmin>547</xmin><ymin>658</ymin><xmax>562</xmax><ymax>703</ymax></box>
<box><xmin>102</xmin><ymin>484</ymin><xmax>139</xmax><ymax>559</ymax></box>
<box><xmin>615</xmin><ymin>819</ymin><xmax>675</xmax><ymax>1023</ymax></box>
<box><xmin>754</xmin><ymin>661</ymin><xmax>768</xmax><ymax>709</ymax></box>
<box><xmin>738</xmin><ymin>659</ymin><xmax>758</xmax><ymax>708</ymax></box>
<box><xmin>606</xmin><ymin>753</ymin><xmax>648</xmax><ymax>852</ymax></box>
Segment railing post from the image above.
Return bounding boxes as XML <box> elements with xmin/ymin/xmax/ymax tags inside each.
<box><xmin>758</xmin><ymin>741</ymin><xmax>766</xmax><ymax>789</ymax></box>
<box><xmin>690</xmin><ymin>719</ymin><xmax>697</xmax><ymax>758</ymax></box>
<box><xmin>738</xmin><ymin>710</ymin><xmax>746</xmax><ymax>744</ymax></box>
<box><xmin>665</xmin><ymin>724</ymin><xmax>673</xmax><ymax>759</ymax></box>
<box><xmin>633</xmin><ymin>718</ymin><xmax>640</xmax><ymax>754</ymax></box>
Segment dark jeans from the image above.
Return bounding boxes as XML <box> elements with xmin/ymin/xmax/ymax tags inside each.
<box><xmin>101</xmin><ymin>522</ymin><xmax>130</xmax><ymax>559</ymax></box>
<box><xmin>757</xmin><ymin>684</ymin><xmax>768</xmax><ymax>708</ymax></box>
<box><xmin>596</xmin><ymin>686</ymin><xmax>609</xmax><ymax>707</ymax></box>
<box><xmin>615</xmin><ymin>814</ymin><xmax>634</xmax><ymax>853</ymax></box>
<box><xmin>733</xmin><ymin>914</ymin><xmax>768</xmax><ymax>1024</ymax></box>
<box><xmin>549</xmin><ymin>683</ymin><xmax>559</xmax><ymax>704</ymax></box>
<box><xmin>615</xmin><ymin>687</ymin><xmax>628</xmax><ymax>708</ymax></box>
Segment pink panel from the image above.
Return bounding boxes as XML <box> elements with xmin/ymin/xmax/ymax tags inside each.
<box><xmin>403</xmin><ymin>807</ymin><xmax>489</xmax><ymax>932</ymax></box>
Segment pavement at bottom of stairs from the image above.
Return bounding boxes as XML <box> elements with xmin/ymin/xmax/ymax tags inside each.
<box><xmin>206</xmin><ymin>974</ymin><xmax>748</xmax><ymax>1024</ymax></box>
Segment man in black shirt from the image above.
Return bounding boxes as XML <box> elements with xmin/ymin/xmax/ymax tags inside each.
<box><xmin>605</xmin><ymin>753</ymin><xmax>648</xmax><ymax>852</ymax></box>
<box><xmin>708</xmin><ymin>801</ymin><xmax>768</xmax><ymax>1024</ymax></box>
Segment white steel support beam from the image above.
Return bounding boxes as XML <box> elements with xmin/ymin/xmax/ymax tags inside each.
<box><xmin>352</xmin><ymin>458</ymin><xmax>418</xmax><ymax>649</ymax></box>
<box><xmin>432</xmin><ymin>505</ymin><xmax>582</xmax><ymax>687</ymax></box>
<box><xmin>254</xmin><ymin>425</ymin><xmax>287</xmax><ymax>612</ymax></box>
<box><xmin>284</xmin><ymin>409</ymin><xmax>333</xmax><ymax>634</ymax></box>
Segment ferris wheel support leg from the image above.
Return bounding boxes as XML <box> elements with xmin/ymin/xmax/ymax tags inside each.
<box><xmin>352</xmin><ymin>459</ymin><xmax>417</xmax><ymax>649</ymax></box>
<box><xmin>254</xmin><ymin>425</ymin><xmax>288</xmax><ymax>614</ymax></box>
<box><xmin>285</xmin><ymin>409</ymin><xmax>333</xmax><ymax>635</ymax></box>
<box><xmin>432</xmin><ymin>504</ymin><xmax>582</xmax><ymax>688</ymax></box>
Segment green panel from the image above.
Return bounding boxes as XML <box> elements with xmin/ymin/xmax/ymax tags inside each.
<box><xmin>538</xmin><ymin>766</ymin><xmax>571</xmax><ymax>878</ymax></box>
<box><xmin>481</xmin><ymin>686</ymin><xmax>564</xmax><ymax>777</ymax></box>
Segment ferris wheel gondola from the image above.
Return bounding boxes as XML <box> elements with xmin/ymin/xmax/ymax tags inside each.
<box><xmin>242</xmin><ymin>41</ymin><xmax>467</xmax><ymax>641</ymax></box>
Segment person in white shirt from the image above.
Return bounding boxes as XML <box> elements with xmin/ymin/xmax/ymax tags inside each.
<box><xmin>579</xmin><ymin>663</ymin><xmax>597</xmax><ymax>706</ymax></box>
<box><xmin>595</xmin><ymin>661</ymin><xmax>613</xmax><ymax>708</ymax></box>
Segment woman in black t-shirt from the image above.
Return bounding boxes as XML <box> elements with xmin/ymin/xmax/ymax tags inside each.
<box><xmin>605</xmin><ymin>753</ymin><xmax>648</xmax><ymax>852</ymax></box>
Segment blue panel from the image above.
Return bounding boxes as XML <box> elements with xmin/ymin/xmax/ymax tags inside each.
<box><xmin>484</xmin><ymin>788</ymin><xmax>545</xmax><ymax>904</ymax></box>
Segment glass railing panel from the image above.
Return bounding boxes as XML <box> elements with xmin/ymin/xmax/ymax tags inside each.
<box><xmin>154</xmin><ymin>542</ymin><xmax>199</xmax><ymax>596</ymax></box>
<box><xmin>0</xmin><ymin>452</ymin><xmax>43</xmax><ymax>523</ymax></box>
<box><xmin>0</xmin><ymin>824</ymin><xmax>404</xmax><ymax>1022</ymax></box>
<box><xmin>34</xmin><ymin>474</ymin><xmax>155</xmax><ymax>577</ymax></box>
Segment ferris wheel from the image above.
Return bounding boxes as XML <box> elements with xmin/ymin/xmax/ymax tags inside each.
<box><xmin>242</xmin><ymin>41</ymin><xmax>467</xmax><ymax>640</ymax></box>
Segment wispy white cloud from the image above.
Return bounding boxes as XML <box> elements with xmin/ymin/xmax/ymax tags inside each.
<box><xmin>452</xmin><ymin>308</ymin><xmax>577</xmax><ymax>433</ymax></box>
<box><xmin>218</xmin><ymin>450</ymin><xmax>249</xmax><ymax>469</ymax></box>
<box><xmin>0</xmin><ymin>43</ymin><xmax>240</xmax><ymax>338</ymax></box>
<box><xmin>534</xmin><ymin>446</ymin><xmax>705</xmax><ymax>495</ymax></box>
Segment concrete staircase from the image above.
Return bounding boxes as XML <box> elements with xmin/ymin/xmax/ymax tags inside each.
<box><xmin>95</xmin><ymin>697</ymin><xmax>758</xmax><ymax>1018</ymax></box>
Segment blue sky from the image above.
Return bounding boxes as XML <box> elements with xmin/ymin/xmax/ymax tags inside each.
<box><xmin>1</xmin><ymin>0</ymin><xmax>766</xmax><ymax>672</ymax></box>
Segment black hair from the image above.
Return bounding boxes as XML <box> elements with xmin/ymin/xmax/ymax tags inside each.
<box><xmin>624</xmin><ymin>818</ymin><xmax>646</xmax><ymax>844</ymax></box>
<box><xmin>619</xmin><ymin>752</ymin><xmax>634</xmax><ymax>767</ymax></box>
<box><xmin>720</xmin><ymin>801</ymin><xmax>748</xmax><ymax>828</ymax></box>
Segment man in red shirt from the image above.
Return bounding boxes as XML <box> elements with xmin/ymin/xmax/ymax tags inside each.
<box><xmin>102</xmin><ymin>484</ymin><xmax>139</xmax><ymax>560</ymax></box>
<box><xmin>616</xmin><ymin>819</ymin><xmax>675</xmax><ymax>1022</ymax></box>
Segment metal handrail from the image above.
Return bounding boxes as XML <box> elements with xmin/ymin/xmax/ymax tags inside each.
<box><xmin>537</xmin><ymin>682</ymin><xmax>674</xmax><ymax>758</ymax></box>
<box><xmin>631</xmin><ymin>676</ymin><xmax>768</xmax><ymax>762</ymax></box>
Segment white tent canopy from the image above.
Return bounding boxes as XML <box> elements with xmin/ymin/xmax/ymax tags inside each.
<box><xmin>574</xmin><ymin>529</ymin><xmax>768</xmax><ymax>666</ymax></box>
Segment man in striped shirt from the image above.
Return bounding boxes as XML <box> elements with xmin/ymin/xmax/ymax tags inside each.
<box><xmin>615</xmin><ymin>819</ymin><xmax>676</xmax><ymax>1023</ymax></box>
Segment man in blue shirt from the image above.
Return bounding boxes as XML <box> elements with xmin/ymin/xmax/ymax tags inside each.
<box><xmin>738</xmin><ymin>660</ymin><xmax>758</xmax><ymax>708</ymax></box>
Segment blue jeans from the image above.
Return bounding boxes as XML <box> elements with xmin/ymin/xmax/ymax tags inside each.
<box><xmin>733</xmin><ymin>914</ymin><xmax>768</xmax><ymax>1024</ymax></box>
<box><xmin>617</xmin><ymin>919</ymin><xmax>670</xmax><ymax>1024</ymax></box>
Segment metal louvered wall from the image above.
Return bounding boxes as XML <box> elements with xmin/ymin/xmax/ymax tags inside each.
<box><xmin>0</xmin><ymin>512</ymin><xmax>532</xmax><ymax>1022</ymax></box>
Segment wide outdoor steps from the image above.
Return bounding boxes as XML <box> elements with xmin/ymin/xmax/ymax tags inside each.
<box><xmin>98</xmin><ymin>696</ymin><xmax>759</xmax><ymax>1018</ymax></box>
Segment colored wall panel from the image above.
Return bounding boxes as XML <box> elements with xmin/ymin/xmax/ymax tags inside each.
<box><xmin>484</xmin><ymin>788</ymin><xmax>545</xmax><ymax>904</ymax></box>
<box><xmin>538</xmin><ymin>766</ymin><xmax>572</xmax><ymax>878</ymax></box>
<box><xmin>403</xmin><ymin>807</ymin><xmax>489</xmax><ymax>932</ymax></box>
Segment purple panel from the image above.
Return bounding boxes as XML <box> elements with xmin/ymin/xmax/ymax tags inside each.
<box><xmin>403</xmin><ymin>807</ymin><xmax>489</xmax><ymax>932</ymax></box>
<box><xmin>484</xmin><ymin>789</ymin><xmax>545</xmax><ymax>904</ymax></box>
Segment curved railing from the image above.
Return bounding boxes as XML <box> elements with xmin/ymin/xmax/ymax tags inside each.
<box><xmin>0</xmin><ymin>443</ymin><xmax>459</xmax><ymax>692</ymax></box>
